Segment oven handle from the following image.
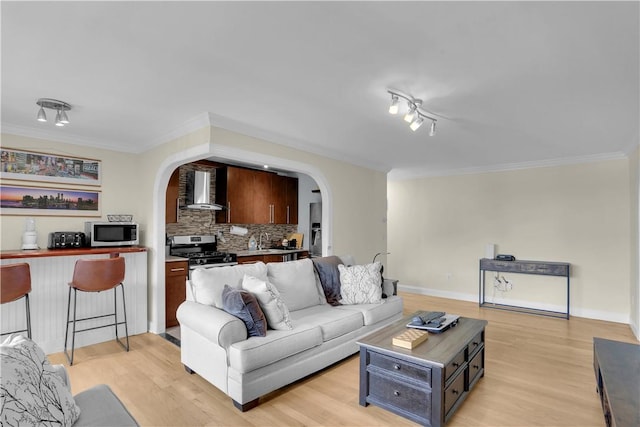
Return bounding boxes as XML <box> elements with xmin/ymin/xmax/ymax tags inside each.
<box><xmin>189</xmin><ymin>262</ymin><xmax>239</xmax><ymax>270</ymax></box>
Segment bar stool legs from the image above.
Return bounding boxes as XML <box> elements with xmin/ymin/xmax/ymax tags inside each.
<box><xmin>63</xmin><ymin>257</ymin><xmax>129</xmax><ymax>365</ymax></box>
<box><xmin>64</xmin><ymin>283</ymin><xmax>130</xmax><ymax>365</ymax></box>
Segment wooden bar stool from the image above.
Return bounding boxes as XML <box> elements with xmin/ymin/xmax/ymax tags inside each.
<box><xmin>1</xmin><ymin>263</ymin><xmax>32</xmax><ymax>339</ymax></box>
<box><xmin>64</xmin><ymin>256</ymin><xmax>129</xmax><ymax>365</ymax></box>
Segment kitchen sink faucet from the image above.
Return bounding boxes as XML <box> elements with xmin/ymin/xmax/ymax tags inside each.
<box><xmin>258</xmin><ymin>232</ymin><xmax>269</xmax><ymax>250</ymax></box>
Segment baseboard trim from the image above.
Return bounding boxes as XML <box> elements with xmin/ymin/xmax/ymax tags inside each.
<box><xmin>398</xmin><ymin>284</ymin><xmax>631</xmax><ymax>325</ymax></box>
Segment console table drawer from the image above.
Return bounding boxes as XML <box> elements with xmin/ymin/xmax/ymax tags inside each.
<box><xmin>445</xmin><ymin>348</ymin><xmax>466</xmax><ymax>382</ymax></box>
<box><xmin>369</xmin><ymin>351</ymin><xmax>431</xmax><ymax>385</ymax></box>
<box><xmin>444</xmin><ymin>370</ymin><xmax>466</xmax><ymax>416</ymax></box>
<box><xmin>369</xmin><ymin>371</ymin><xmax>432</xmax><ymax>421</ymax></box>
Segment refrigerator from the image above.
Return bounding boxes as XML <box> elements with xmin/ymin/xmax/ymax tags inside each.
<box><xmin>309</xmin><ymin>202</ymin><xmax>322</xmax><ymax>256</ymax></box>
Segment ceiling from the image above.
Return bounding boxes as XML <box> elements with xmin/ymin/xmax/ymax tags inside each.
<box><xmin>2</xmin><ymin>1</ymin><xmax>638</xmax><ymax>179</ymax></box>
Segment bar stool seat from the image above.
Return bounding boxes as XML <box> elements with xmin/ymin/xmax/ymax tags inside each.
<box><xmin>64</xmin><ymin>257</ymin><xmax>129</xmax><ymax>365</ymax></box>
<box><xmin>1</xmin><ymin>263</ymin><xmax>32</xmax><ymax>339</ymax></box>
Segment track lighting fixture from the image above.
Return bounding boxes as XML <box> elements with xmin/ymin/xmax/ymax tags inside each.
<box><xmin>387</xmin><ymin>90</ymin><xmax>437</xmax><ymax>135</ymax></box>
<box><xmin>35</xmin><ymin>98</ymin><xmax>72</xmax><ymax>127</ymax></box>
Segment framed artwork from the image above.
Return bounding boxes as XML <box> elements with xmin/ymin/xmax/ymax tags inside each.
<box><xmin>0</xmin><ymin>148</ymin><xmax>101</xmax><ymax>186</ymax></box>
<box><xmin>0</xmin><ymin>184</ymin><xmax>101</xmax><ymax>217</ymax></box>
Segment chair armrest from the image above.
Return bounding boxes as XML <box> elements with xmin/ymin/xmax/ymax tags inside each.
<box><xmin>177</xmin><ymin>300</ymin><xmax>247</xmax><ymax>348</ymax></box>
<box><xmin>51</xmin><ymin>364</ymin><xmax>71</xmax><ymax>390</ymax></box>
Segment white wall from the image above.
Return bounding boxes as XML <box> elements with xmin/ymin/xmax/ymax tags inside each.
<box><xmin>0</xmin><ymin>134</ymin><xmax>141</xmax><ymax>249</ymax></box>
<box><xmin>388</xmin><ymin>159</ymin><xmax>631</xmax><ymax>323</ymax></box>
<box><xmin>630</xmin><ymin>146</ymin><xmax>640</xmax><ymax>338</ymax></box>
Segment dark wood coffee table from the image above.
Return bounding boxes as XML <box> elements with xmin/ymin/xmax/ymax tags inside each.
<box><xmin>357</xmin><ymin>311</ymin><xmax>487</xmax><ymax>427</ymax></box>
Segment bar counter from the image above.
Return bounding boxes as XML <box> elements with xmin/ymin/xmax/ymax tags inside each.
<box><xmin>0</xmin><ymin>246</ymin><xmax>147</xmax><ymax>260</ymax></box>
<box><xmin>1</xmin><ymin>246</ymin><xmax>148</xmax><ymax>355</ymax></box>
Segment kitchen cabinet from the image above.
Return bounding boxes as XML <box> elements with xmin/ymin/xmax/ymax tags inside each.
<box><xmin>236</xmin><ymin>250</ymin><xmax>309</xmax><ymax>264</ymax></box>
<box><xmin>165</xmin><ymin>260</ymin><xmax>188</xmax><ymax>328</ymax></box>
<box><xmin>215</xmin><ymin>166</ymin><xmax>298</xmax><ymax>225</ymax></box>
<box><xmin>165</xmin><ymin>168</ymin><xmax>180</xmax><ymax>224</ymax></box>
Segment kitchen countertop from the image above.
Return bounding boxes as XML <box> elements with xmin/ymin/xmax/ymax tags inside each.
<box><xmin>0</xmin><ymin>246</ymin><xmax>147</xmax><ymax>260</ymax></box>
<box><xmin>166</xmin><ymin>255</ymin><xmax>189</xmax><ymax>262</ymax></box>
<box><xmin>235</xmin><ymin>248</ymin><xmax>308</xmax><ymax>257</ymax></box>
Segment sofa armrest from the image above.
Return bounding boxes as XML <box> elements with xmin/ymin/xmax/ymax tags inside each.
<box><xmin>177</xmin><ymin>300</ymin><xmax>247</xmax><ymax>348</ymax></box>
<box><xmin>51</xmin><ymin>364</ymin><xmax>71</xmax><ymax>391</ymax></box>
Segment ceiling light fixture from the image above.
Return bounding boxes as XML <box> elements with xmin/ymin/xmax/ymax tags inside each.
<box><xmin>35</xmin><ymin>98</ymin><xmax>71</xmax><ymax>127</ymax></box>
<box><xmin>387</xmin><ymin>90</ymin><xmax>437</xmax><ymax>135</ymax></box>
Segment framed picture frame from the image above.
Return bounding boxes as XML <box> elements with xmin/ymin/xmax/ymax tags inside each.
<box><xmin>0</xmin><ymin>184</ymin><xmax>101</xmax><ymax>217</ymax></box>
<box><xmin>0</xmin><ymin>148</ymin><xmax>101</xmax><ymax>186</ymax></box>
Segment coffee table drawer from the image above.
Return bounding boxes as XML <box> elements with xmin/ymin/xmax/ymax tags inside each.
<box><xmin>444</xmin><ymin>369</ymin><xmax>466</xmax><ymax>416</ymax></box>
<box><xmin>369</xmin><ymin>371</ymin><xmax>432</xmax><ymax>421</ymax></box>
<box><xmin>467</xmin><ymin>331</ymin><xmax>483</xmax><ymax>356</ymax></box>
<box><xmin>369</xmin><ymin>351</ymin><xmax>431</xmax><ymax>385</ymax></box>
<box><xmin>468</xmin><ymin>348</ymin><xmax>484</xmax><ymax>387</ymax></box>
<box><xmin>445</xmin><ymin>348</ymin><xmax>466</xmax><ymax>381</ymax></box>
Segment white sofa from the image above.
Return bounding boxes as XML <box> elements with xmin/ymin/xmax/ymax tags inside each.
<box><xmin>176</xmin><ymin>256</ymin><xmax>403</xmax><ymax>411</ymax></box>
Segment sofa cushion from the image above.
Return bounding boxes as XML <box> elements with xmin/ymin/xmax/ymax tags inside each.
<box><xmin>228</xmin><ymin>325</ymin><xmax>322</xmax><ymax>373</ymax></box>
<box><xmin>222</xmin><ymin>285</ymin><xmax>267</xmax><ymax>337</ymax></box>
<box><xmin>336</xmin><ymin>295</ymin><xmax>403</xmax><ymax>325</ymax></box>
<box><xmin>338</xmin><ymin>262</ymin><xmax>383</xmax><ymax>304</ymax></box>
<box><xmin>289</xmin><ymin>305</ymin><xmax>363</xmax><ymax>341</ymax></box>
<box><xmin>241</xmin><ymin>275</ymin><xmax>292</xmax><ymax>330</ymax></box>
<box><xmin>267</xmin><ymin>258</ymin><xmax>322</xmax><ymax>311</ymax></box>
<box><xmin>190</xmin><ymin>262</ymin><xmax>268</xmax><ymax>309</ymax></box>
<box><xmin>312</xmin><ymin>256</ymin><xmax>343</xmax><ymax>306</ymax></box>
<box><xmin>0</xmin><ymin>334</ymin><xmax>81</xmax><ymax>426</ymax></box>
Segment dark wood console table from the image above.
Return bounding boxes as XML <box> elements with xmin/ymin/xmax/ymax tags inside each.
<box><xmin>478</xmin><ymin>258</ymin><xmax>570</xmax><ymax>319</ymax></box>
<box><xmin>593</xmin><ymin>338</ymin><xmax>640</xmax><ymax>427</ymax></box>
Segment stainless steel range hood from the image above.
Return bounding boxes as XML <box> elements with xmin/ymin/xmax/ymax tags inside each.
<box><xmin>185</xmin><ymin>170</ymin><xmax>224</xmax><ymax>210</ymax></box>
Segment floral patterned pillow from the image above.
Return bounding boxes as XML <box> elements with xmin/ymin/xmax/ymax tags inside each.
<box><xmin>1</xmin><ymin>334</ymin><xmax>81</xmax><ymax>426</ymax></box>
<box><xmin>338</xmin><ymin>262</ymin><xmax>383</xmax><ymax>304</ymax></box>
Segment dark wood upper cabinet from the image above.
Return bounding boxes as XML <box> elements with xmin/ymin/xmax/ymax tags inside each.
<box><xmin>165</xmin><ymin>168</ymin><xmax>180</xmax><ymax>224</ymax></box>
<box><xmin>215</xmin><ymin>166</ymin><xmax>298</xmax><ymax>225</ymax></box>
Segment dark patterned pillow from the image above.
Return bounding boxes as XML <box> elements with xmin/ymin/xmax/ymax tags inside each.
<box><xmin>0</xmin><ymin>334</ymin><xmax>81</xmax><ymax>426</ymax></box>
<box><xmin>221</xmin><ymin>284</ymin><xmax>267</xmax><ymax>337</ymax></box>
<box><xmin>312</xmin><ymin>256</ymin><xmax>344</xmax><ymax>306</ymax></box>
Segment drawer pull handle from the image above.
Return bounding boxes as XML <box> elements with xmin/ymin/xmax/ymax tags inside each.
<box><xmin>473</xmin><ymin>364</ymin><xmax>480</xmax><ymax>369</ymax></box>
<box><xmin>393</xmin><ymin>364</ymin><xmax>401</xmax><ymax>370</ymax></box>
<box><xmin>452</xmin><ymin>389</ymin><xmax>459</xmax><ymax>395</ymax></box>
<box><xmin>472</xmin><ymin>341</ymin><xmax>479</xmax><ymax>347</ymax></box>
<box><xmin>170</xmin><ymin>268</ymin><xmax>185</xmax><ymax>272</ymax></box>
<box><xmin>452</xmin><ymin>362</ymin><xmax>460</xmax><ymax>368</ymax></box>
<box><xmin>393</xmin><ymin>391</ymin><xmax>400</xmax><ymax>397</ymax></box>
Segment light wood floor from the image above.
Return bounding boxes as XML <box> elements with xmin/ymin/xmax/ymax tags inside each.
<box><xmin>48</xmin><ymin>293</ymin><xmax>638</xmax><ymax>426</ymax></box>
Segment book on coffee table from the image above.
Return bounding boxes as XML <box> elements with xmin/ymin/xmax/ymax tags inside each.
<box><xmin>392</xmin><ymin>328</ymin><xmax>429</xmax><ymax>349</ymax></box>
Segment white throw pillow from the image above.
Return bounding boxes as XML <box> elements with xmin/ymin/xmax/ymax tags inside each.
<box><xmin>338</xmin><ymin>262</ymin><xmax>383</xmax><ymax>304</ymax></box>
<box><xmin>190</xmin><ymin>262</ymin><xmax>268</xmax><ymax>308</ymax></box>
<box><xmin>0</xmin><ymin>334</ymin><xmax>81</xmax><ymax>426</ymax></box>
<box><xmin>267</xmin><ymin>258</ymin><xmax>321</xmax><ymax>311</ymax></box>
<box><xmin>242</xmin><ymin>274</ymin><xmax>292</xmax><ymax>330</ymax></box>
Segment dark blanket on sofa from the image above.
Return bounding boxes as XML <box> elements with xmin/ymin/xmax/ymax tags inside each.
<box><xmin>312</xmin><ymin>256</ymin><xmax>343</xmax><ymax>306</ymax></box>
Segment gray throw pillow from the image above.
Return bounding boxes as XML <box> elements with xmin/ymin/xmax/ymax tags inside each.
<box><xmin>312</xmin><ymin>256</ymin><xmax>343</xmax><ymax>306</ymax></box>
<box><xmin>221</xmin><ymin>285</ymin><xmax>267</xmax><ymax>337</ymax></box>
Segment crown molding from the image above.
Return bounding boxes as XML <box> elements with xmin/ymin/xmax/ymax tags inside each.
<box><xmin>387</xmin><ymin>151</ymin><xmax>630</xmax><ymax>181</ymax></box>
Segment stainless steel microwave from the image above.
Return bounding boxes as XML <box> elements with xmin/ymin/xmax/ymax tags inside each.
<box><xmin>84</xmin><ymin>221</ymin><xmax>139</xmax><ymax>247</ymax></box>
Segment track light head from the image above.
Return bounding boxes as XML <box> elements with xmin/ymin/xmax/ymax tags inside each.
<box><xmin>37</xmin><ymin>106</ymin><xmax>47</xmax><ymax>122</ymax></box>
<box><xmin>409</xmin><ymin>116</ymin><xmax>424</xmax><ymax>131</ymax></box>
<box><xmin>404</xmin><ymin>104</ymin><xmax>417</xmax><ymax>123</ymax></box>
<box><xmin>388</xmin><ymin>95</ymin><xmax>399</xmax><ymax>115</ymax></box>
<box><xmin>429</xmin><ymin>120</ymin><xmax>436</xmax><ymax>136</ymax></box>
<box><xmin>59</xmin><ymin>109</ymin><xmax>70</xmax><ymax>124</ymax></box>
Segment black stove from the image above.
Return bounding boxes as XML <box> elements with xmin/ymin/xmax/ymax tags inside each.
<box><xmin>169</xmin><ymin>235</ymin><xmax>237</xmax><ymax>269</ymax></box>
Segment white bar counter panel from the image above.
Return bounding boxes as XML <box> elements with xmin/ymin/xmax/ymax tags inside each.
<box><xmin>1</xmin><ymin>247</ymin><xmax>147</xmax><ymax>355</ymax></box>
